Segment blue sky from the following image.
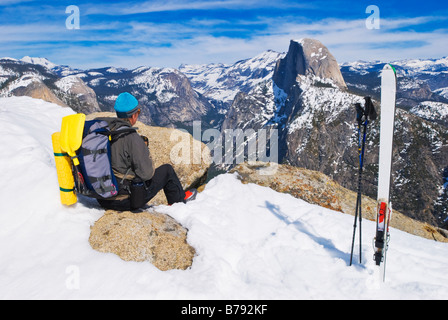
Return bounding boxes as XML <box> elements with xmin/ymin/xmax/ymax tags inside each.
<box><xmin>0</xmin><ymin>0</ymin><xmax>447</xmax><ymax>69</ymax></box>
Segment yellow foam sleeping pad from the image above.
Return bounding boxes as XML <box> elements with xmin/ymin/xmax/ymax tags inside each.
<box><xmin>52</xmin><ymin>132</ymin><xmax>77</xmax><ymax>205</ymax></box>
<box><xmin>60</xmin><ymin>113</ymin><xmax>86</xmax><ymax>166</ymax></box>
<box><xmin>52</xmin><ymin>113</ymin><xmax>86</xmax><ymax>206</ymax></box>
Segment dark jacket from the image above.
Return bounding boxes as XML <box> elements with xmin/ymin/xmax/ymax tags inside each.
<box><xmin>96</xmin><ymin>117</ymin><xmax>155</xmax><ymax>184</ymax></box>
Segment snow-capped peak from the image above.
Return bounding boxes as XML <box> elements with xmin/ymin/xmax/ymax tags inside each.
<box><xmin>0</xmin><ymin>57</ymin><xmax>19</xmax><ymax>62</ymax></box>
<box><xmin>180</xmin><ymin>50</ymin><xmax>285</xmax><ymax>103</ymax></box>
<box><xmin>21</xmin><ymin>56</ymin><xmax>58</xmax><ymax>70</ymax></box>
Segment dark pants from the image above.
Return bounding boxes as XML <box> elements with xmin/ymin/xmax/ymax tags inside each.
<box><xmin>97</xmin><ymin>164</ymin><xmax>186</xmax><ymax>211</ymax></box>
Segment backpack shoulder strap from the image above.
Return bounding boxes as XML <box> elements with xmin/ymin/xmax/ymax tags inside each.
<box><xmin>109</xmin><ymin>127</ymin><xmax>137</xmax><ymax>143</ymax></box>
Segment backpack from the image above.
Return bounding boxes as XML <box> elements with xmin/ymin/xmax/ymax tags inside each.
<box><xmin>74</xmin><ymin>119</ymin><xmax>136</xmax><ymax>199</ymax></box>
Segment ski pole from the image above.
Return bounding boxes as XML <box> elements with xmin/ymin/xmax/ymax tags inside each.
<box><xmin>358</xmin><ymin>118</ymin><xmax>368</xmax><ymax>263</ymax></box>
<box><xmin>350</xmin><ymin>107</ymin><xmax>364</xmax><ymax>265</ymax></box>
<box><xmin>350</xmin><ymin>101</ymin><xmax>370</xmax><ymax>266</ymax></box>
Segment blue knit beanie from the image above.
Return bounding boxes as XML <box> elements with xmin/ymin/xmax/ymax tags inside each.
<box><xmin>114</xmin><ymin>92</ymin><xmax>140</xmax><ymax>118</ymax></box>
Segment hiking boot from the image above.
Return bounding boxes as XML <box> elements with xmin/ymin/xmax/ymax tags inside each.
<box><xmin>184</xmin><ymin>189</ymin><xmax>197</xmax><ymax>203</ymax></box>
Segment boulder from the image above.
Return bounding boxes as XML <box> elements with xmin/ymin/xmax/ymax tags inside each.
<box><xmin>89</xmin><ymin>209</ymin><xmax>195</xmax><ymax>271</ymax></box>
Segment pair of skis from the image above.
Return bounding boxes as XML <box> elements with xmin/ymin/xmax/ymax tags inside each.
<box><xmin>350</xmin><ymin>64</ymin><xmax>397</xmax><ymax>283</ymax></box>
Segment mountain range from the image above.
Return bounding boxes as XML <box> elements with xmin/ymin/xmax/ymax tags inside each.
<box><xmin>0</xmin><ymin>39</ymin><xmax>447</xmax><ymax>229</ymax></box>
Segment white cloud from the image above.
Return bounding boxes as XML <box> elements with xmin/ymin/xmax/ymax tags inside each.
<box><xmin>122</xmin><ymin>15</ymin><xmax>448</xmax><ymax>67</ymax></box>
<box><xmin>256</xmin><ymin>16</ymin><xmax>448</xmax><ymax>63</ymax></box>
<box><xmin>84</xmin><ymin>0</ymin><xmax>314</xmax><ymax>15</ymax></box>
<box><xmin>1</xmin><ymin>9</ymin><xmax>446</xmax><ymax>69</ymax></box>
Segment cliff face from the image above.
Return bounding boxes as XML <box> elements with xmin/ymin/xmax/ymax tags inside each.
<box><xmin>55</xmin><ymin>75</ymin><xmax>100</xmax><ymax>114</ymax></box>
<box><xmin>273</xmin><ymin>39</ymin><xmax>347</xmax><ymax>93</ymax></box>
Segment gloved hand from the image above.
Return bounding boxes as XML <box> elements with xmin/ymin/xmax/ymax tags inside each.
<box><xmin>141</xmin><ymin>135</ymin><xmax>149</xmax><ymax>146</ymax></box>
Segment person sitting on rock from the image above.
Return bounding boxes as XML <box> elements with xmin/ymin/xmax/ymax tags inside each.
<box><xmin>96</xmin><ymin>92</ymin><xmax>197</xmax><ymax>210</ymax></box>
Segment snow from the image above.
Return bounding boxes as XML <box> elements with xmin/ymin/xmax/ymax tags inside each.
<box><xmin>0</xmin><ymin>57</ymin><xmax>18</xmax><ymax>62</ymax></box>
<box><xmin>0</xmin><ymin>74</ymin><xmax>44</xmax><ymax>95</ymax></box>
<box><xmin>55</xmin><ymin>75</ymin><xmax>81</xmax><ymax>93</ymax></box>
<box><xmin>394</xmin><ymin>57</ymin><xmax>448</xmax><ymax>75</ymax></box>
<box><xmin>342</xmin><ymin>57</ymin><xmax>448</xmax><ymax>79</ymax></box>
<box><xmin>287</xmin><ymin>75</ymin><xmax>363</xmax><ymax>135</ymax></box>
<box><xmin>435</xmin><ymin>87</ymin><xmax>448</xmax><ymax>99</ymax></box>
<box><xmin>129</xmin><ymin>67</ymin><xmax>180</xmax><ymax>103</ymax></box>
<box><xmin>21</xmin><ymin>56</ymin><xmax>57</xmax><ymax>70</ymax></box>
<box><xmin>88</xmin><ymin>72</ymin><xmax>103</xmax><ymax>77</ymax></box>
<box><xmin>1</xmin><ymin>96</ymin><xmax>448</xmax><ymax>300</ymax></box>
<box><xmin>180</xmin><ymin>50</ymin><xmax>285</xmax><ymax>104</ymax></box>
<box><xmin>105</xmin><ymin>67</ymin><xmax>123</xmax><ymax>74</ymax></box>
<box><xmin>410</xmin><ymin>101</ymin><xmax>448</xmax><ymax>122</ymax></box>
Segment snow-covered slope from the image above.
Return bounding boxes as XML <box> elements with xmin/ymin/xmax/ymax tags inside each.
<box><xmin>341</xmin><ymin>57</ymin><xmax>448</xmax><ymax>77</ymax></box>
<box><xmin>21</xmin><ymin>56</ymin><xmax>58</xmax><ymax>70</ymax></box>
<box><xmin>409</xmin><ymin>101</ymin><xmax>448</xmax><ymax>123</ymax></box>
<box><xmin>393</xmin><ymin>57</ymin><xmax>448</xmax><ymax>76</ymax></box>
<box><xmin>1</xmin><ymin>96</ymin><xmax>448</xmax><ymax>300</ymax></box>
<box><xmin>340</xmin><ymin>57</ymin><xmax>448</xmax><ymax>109</ymax></box>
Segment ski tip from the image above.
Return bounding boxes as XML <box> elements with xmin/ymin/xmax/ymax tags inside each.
<box><xmin>383</xmin><ymin>63</ymin><xmax>396</xmax><ymax>75</ymax></box>
<box><xmin>388</xmin><ymin>64</ymin><xmax>396</xmax><ymax>74</ymax></box>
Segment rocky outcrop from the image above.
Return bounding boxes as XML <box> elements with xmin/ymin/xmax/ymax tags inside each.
<box><xmin>89</xmin><ymin>209</ymin><xmax>196</xmax><ymax>270</ymax></box>
<box><xmin>230</xmin><ymin>162</ymin><xmax>448</xmax><ymax>242</ymax></box>
<box><xmin>273</xmin><ymin>39</ymin><xmax>347</xmax><ymax>93</ymax></box>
